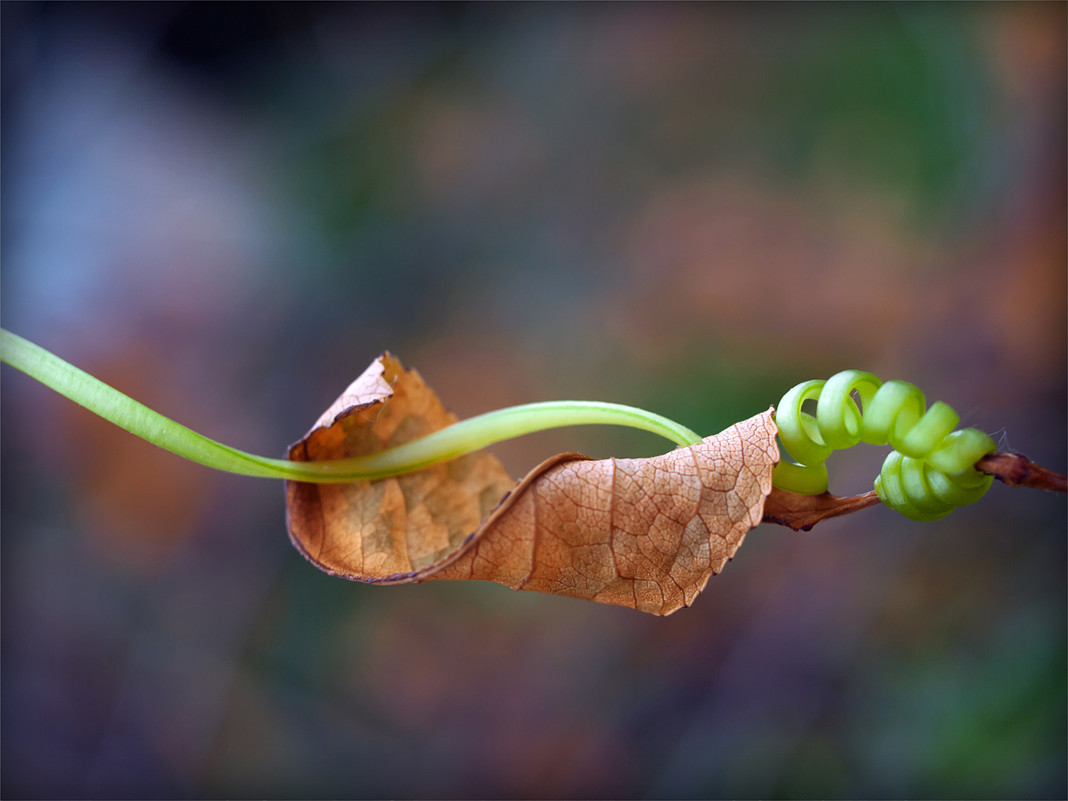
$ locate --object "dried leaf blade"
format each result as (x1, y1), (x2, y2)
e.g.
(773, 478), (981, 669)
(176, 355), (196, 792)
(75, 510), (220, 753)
(285, 354), (779, 615)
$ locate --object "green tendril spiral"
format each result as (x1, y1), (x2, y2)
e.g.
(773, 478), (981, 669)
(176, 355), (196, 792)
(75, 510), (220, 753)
(772, 370), (996, 521)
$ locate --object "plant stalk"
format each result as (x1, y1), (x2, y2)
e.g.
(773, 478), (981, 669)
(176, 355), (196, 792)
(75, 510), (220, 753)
(0, 328), (700, 483)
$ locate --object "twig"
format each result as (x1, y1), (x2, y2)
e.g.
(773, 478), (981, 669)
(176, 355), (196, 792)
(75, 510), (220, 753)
(761, 487), (881, 531)
(763, 452), (1066, 531)
(975, 452), (1068, 493)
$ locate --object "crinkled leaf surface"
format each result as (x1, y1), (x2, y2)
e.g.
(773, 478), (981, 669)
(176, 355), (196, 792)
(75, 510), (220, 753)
(286, 354), (778, 615)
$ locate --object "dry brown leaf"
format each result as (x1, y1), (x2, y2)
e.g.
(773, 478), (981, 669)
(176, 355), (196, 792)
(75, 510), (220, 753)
(286, 353), (778, 615)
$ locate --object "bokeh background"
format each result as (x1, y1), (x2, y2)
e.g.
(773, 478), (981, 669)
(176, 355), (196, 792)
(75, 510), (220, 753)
(2, 3), (1065, 798)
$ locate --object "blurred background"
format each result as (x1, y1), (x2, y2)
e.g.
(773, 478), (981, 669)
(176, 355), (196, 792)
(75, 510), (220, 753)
(2, 3), (1064, 798)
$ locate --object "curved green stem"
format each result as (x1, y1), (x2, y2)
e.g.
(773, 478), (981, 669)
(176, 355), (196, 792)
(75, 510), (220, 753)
(0, 329), (701, 483)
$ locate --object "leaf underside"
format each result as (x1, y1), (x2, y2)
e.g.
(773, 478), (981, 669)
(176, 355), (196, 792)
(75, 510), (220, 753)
(286, 354), (778, 615)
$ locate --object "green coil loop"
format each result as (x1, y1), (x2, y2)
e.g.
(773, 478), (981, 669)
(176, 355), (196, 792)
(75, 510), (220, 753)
(772, 370), (996, 521)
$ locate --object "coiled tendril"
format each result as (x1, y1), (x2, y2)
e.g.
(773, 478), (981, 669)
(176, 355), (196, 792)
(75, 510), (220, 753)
(772, 370), (996, 521)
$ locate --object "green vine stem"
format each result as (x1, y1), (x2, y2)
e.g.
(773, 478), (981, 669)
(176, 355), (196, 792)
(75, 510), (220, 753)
(5, 328), (1063, 525)
(0, 328), (701, 483)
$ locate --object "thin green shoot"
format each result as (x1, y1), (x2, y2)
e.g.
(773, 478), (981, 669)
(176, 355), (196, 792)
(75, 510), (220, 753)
(0, 328), (701, 483)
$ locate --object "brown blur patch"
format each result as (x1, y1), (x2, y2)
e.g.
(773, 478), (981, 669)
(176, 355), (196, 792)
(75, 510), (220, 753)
(60, 346), (210, 571)
(412, 101), (546, 208)
(609, 175), (924, 363)
(977, 1), (1068, 381)
(355, 598), (639, 797)
(984, 2), (1066, 106)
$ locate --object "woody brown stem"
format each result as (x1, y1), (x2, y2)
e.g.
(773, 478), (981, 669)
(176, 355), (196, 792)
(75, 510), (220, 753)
(761, 487), (881, 531)
(975, 452), (1068, 493)
(762, 452), (1066, 531)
